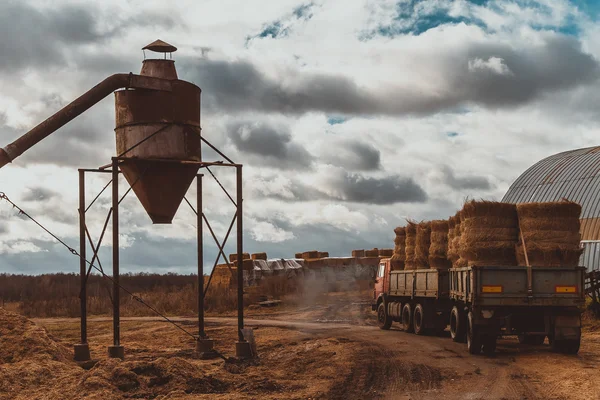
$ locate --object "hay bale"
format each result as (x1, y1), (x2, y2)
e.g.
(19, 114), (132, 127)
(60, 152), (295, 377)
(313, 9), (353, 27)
(405, 222), (417, 270)
(390, 253), (404, 270)
(415, 222), (432, 269)
(352, 249), (365, 257)
(294, 252), (303, 259)
(319, 252), (330, 258)
(302, 250), (320, 259)
(234, 259), (254, 270)
(447, 215), (457, 262)
(229, 253), (251, 262)
(452, 211), (465, 267)
(429, 220), (451, 269)
(251, 252), (267, 260)
(365, 249), (379, 257)
(516, 201), (583, 267)
(379, 248), (394, 257)
(458, 201), (518, 267)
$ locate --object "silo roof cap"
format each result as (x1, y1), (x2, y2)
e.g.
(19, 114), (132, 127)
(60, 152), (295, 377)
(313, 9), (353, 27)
(142, 39), (177, 53)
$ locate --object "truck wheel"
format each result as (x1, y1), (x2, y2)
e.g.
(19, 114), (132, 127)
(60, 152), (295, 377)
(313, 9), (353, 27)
(467, 312), (482, 355)
(413, 304), (426, 335)
(377, 303), (392, 330)
(518, 334), (545, 345)
(552, 338), (581, 354)
(402, 303), (414, 333)
(450, 306), (467, 343)
(482, 335), (497, 356)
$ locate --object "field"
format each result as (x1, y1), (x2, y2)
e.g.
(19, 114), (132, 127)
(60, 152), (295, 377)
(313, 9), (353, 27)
(3, 286), (600, 399)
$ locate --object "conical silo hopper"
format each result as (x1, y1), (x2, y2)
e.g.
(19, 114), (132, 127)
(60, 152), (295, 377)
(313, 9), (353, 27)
(114, 40), (201, 223)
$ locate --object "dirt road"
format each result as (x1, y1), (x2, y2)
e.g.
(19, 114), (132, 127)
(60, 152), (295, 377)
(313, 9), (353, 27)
(37, 314), (600, 399)
(212, 316), (600, 400)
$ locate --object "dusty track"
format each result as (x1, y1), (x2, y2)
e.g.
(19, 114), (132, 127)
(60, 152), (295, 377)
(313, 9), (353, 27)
(36, 315), (600, 399)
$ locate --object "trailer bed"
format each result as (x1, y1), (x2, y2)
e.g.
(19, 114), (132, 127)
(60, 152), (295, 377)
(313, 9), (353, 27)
(389, 269), (449, 299)
(450, 266), (585, 307)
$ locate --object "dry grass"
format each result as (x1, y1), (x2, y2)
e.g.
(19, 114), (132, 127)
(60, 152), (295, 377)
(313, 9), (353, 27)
(429, 220), (450, 269)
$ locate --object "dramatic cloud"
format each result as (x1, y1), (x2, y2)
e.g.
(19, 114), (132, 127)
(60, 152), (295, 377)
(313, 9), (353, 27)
(0, 2), (177, 72)
(327, 172), (428, 204)
(22, 187), (60, 202)
(183, 34), (598, 117)
(227, 121), (313, 169)
(438, 165), (492, 191)
(322, 140), (382, 171)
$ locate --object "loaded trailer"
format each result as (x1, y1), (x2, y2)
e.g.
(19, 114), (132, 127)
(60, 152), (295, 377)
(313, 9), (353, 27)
(372, 258), (585, 355)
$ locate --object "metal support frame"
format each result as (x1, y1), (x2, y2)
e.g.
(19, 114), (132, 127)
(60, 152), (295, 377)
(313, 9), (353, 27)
(76, 151), (247, 360)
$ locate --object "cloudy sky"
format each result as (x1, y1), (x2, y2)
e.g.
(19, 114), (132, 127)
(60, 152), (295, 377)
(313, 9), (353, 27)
(1, 0), (599, 275)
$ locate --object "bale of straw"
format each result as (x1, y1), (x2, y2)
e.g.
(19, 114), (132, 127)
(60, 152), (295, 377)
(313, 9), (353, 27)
(379, 248), (394, 257)
(516, 201), (583, 267)
(450, 212), (464, 265)
(251, 252), (267, 260)
(319, 252), (330, 258)
(365, 249), (379, 257)
(458, 201), (518, 267)
(229, 253), (251, 262)
(517, 201), (582, 219)
(294, 252), (303, 259)
(429, 220), (451, 269)
(447, 216), (457, 262)
(234, 259), (254, 270)
(390, 253), (405, 270)
(302, 250), (320, 259)
(404, 222), (417, 270)
(352, 249), (365, 257)
(415, 222), (432, 269)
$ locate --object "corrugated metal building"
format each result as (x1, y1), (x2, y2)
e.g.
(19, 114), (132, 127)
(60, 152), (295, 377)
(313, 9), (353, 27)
(502, 146), (600, 271)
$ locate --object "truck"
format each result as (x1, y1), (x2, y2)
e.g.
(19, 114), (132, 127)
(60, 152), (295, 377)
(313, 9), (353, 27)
(372, 258), (585, 355)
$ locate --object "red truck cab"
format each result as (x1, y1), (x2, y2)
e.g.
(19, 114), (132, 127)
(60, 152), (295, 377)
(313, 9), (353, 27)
(372, 258), (391, 310)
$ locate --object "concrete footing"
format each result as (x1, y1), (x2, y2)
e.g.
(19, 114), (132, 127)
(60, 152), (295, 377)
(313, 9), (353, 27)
(74, 343), (91, 362)
(235, 341), (253, 359)
(195, 338), (218, 359)
(108, 345), (125, 360)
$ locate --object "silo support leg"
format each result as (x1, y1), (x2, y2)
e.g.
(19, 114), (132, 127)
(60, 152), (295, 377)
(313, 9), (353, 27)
(74, 169), (91, 362)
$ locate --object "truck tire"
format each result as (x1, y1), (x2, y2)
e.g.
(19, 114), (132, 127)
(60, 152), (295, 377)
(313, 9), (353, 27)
(402, 303), (414, 333)
(450, 306), (467, 343)
(518, 334), (545, 345)
(377, 302), (392, 330)
(552, 338), (581, 354)
(413, 304), (426, 335)
(482, 335), (497, 356)
(467, 311), (482, 355)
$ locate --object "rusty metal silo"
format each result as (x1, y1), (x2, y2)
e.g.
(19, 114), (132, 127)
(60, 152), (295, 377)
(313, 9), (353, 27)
(115, 40), (201, 223)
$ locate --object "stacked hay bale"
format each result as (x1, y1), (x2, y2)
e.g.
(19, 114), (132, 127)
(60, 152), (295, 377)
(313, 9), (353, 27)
(294, 252), (303, 258)
(229, 253), (250, 262)
(352, 249), (365, 257)
(251, 252), (267, 260)
(302, 250), (319, 259)
(459, 200), (518, 267)
(319, 252), (330, 258)
(429, 220), (451, 269)
(391, 227), (406, 270)
(379, 248), (394, 257)
(404, 222), (418, 270)
(453, 211), (467, 268)
(415, 222), (432, 269)
(447, 216), (457, 264)
(365, 248), (379, 257)
(516, 201), (583, 267)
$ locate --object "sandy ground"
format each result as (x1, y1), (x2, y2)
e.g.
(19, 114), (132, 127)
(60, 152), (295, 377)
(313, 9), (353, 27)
(3, 291), (600, 399)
